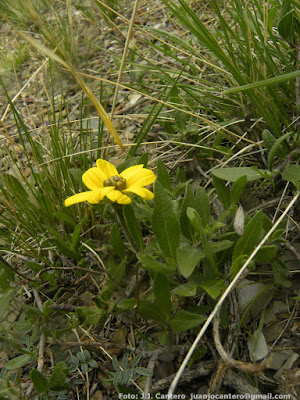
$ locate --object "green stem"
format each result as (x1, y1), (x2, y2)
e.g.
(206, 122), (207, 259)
(112, 204), (140, 324)
(112, 204), (139, 253)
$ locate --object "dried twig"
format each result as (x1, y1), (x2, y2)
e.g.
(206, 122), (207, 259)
(25, 289), (46, 397)
(152, 361), (216, 392)
(144, 355), (157, 396)
(224, 369), (262, 395)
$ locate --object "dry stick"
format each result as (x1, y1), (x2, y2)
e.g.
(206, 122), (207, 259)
(224, 369), (261, 395)
(144, 354), (157, 397)
(25, 289), (46, 397)
(110, 0), (140, 119)
(168, 191), (299, 396)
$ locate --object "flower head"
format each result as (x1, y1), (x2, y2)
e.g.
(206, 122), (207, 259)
(65, 159), (156, 206)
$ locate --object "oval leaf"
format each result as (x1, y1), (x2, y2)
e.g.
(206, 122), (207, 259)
(6, 354), (33, 371)
(170, 310), (206, 332)
(212, 167), (267, 182)
(177, 245), (205, 278)
(30, 369), (49, 394)
(152, 181), (180, 261)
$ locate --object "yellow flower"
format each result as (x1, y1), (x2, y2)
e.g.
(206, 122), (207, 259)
(65, 159), (156, 206)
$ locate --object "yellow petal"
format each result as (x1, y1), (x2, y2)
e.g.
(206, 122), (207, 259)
(96, 159), (118, 178)
(99, 186), (115, 199)
(82, 168), (106, 190)
(121, 165), (156, 187)
(120, 164), (143, 181)
(88, 188), (114, 204)
(106, 189), (131, 204)
(65, 191), (94, 207)
(123, 186), (154, 200)
(117, 194), (132, 204)
(65, 187), (113, 206)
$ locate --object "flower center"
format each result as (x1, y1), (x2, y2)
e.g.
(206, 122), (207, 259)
(103, 175), (127, 191)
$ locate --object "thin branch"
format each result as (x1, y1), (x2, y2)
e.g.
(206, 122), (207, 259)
(110, 0), (140, 119)
(25, 289), (46, 397)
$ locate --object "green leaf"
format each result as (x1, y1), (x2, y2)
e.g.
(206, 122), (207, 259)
(278, 9), (295, 41)
(229, 254), (249, 278)
(152, 181), (180, 261)
(268, 132), (291, 170)
(269, 229), (285, 243)
(180, 184), (196, 240)
(1, 173), (28, 200)
(137, 299), (166, 322)
(200, 279), (226, 299)
(262, 130), (286, 167)
(170, 310), (206, 332)
(13, 321), (32, 333)
(123, 204), (144, 252)
(186, 208), (219, 277)
(71, 219), (85, 250)
(116, 298), (136, 311)
(177, 245), (205, 278)
(212, 174), (230, 208)
(107, 254), (126, 283)
(137, 253), (175, 274)
(135, 367), (153, 376)
(6, 354), (33, 370)
(153, 274), (172, 319)
(0, 257), (15, 282)
(69, 168), (84, 183)
(0, 270), (10, 289)
(30, 369), (49, 394)
(43, 225), (81, 260)
(55, 240), (81, 260)
(212, 167), (267, 182)
(54, 212), (77, 229)
(272, 260), (291, 288)
(195, 187), (211, 226)
(110, 224), (125, 258)
(255, 246), (277, 263)
(175, 110), (189, 131)
(25, 261), (43, 273)
(76, 306), (106, 325)
(233, 211), (263, 261)
(292, 181), (300, 191)
(282, 164), (300, 183)
(262, 129), (276, 152)
(223, 70), (300, 94)
(172, 282), (197, 297)
(89, 359), (99, 368)
(210, 240), (234, 254)
(0, 288), (15, 318)
(157, 159), (171, 191)
(137, 153), (149, 167)
(131, 354), (143, 368)
(49, 361), (68, 390)
(230, 175), (247, 205)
